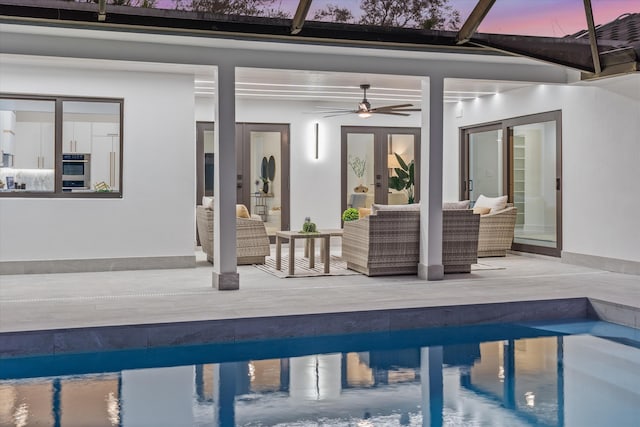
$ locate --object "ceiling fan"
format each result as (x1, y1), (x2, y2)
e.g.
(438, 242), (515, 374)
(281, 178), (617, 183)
(317, 84), (420, 118)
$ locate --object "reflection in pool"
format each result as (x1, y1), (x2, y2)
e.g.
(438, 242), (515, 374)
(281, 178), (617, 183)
(1, 320), (639, 426)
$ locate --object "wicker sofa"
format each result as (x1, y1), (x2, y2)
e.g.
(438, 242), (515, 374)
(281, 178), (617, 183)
(342, 205), (480, 276)
(477, 204), (517, 257)
(196, 205), (270, 265)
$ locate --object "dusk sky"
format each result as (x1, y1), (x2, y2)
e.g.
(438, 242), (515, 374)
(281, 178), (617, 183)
(155, 0), (637, 37)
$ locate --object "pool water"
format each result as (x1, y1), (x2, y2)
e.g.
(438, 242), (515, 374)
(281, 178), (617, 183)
(1, 320), (639, 426)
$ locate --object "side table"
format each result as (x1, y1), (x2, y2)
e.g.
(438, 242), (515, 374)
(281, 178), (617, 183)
(275, 231), (331, 276)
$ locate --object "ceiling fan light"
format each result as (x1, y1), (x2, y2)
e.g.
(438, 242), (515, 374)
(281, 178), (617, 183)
(358, 112), (372, 118)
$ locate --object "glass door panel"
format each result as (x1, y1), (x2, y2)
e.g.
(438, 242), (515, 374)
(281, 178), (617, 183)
(388, 133), (416, 205)
(510, 121), (557, 248)
(203, 128), (214, 197)
(345, 132), (375, 209)
(250, 131), (281, 235)
(468, 129), (503, 205)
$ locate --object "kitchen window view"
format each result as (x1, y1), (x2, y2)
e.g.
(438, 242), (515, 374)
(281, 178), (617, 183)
(0, 95), (122, 197)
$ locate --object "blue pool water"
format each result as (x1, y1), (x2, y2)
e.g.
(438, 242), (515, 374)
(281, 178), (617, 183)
(1, 320), (639, 426)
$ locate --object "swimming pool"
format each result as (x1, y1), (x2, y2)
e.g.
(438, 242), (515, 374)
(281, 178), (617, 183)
(1, 320), (639, 426)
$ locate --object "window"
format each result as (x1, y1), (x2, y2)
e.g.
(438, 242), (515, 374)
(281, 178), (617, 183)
(0, 95), (123, 197)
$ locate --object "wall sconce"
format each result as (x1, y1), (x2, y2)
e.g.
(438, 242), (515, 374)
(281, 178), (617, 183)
(314, 122), (319, 159)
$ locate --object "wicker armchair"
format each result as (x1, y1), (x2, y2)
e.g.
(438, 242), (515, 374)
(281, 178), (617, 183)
(196, 205), (270, 265)
(477, 204), (517, 257)
(343, 210), (421, 276)
(442, 209), (480, 273)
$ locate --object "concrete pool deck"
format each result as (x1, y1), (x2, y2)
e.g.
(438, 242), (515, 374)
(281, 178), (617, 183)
(1, 250), (639, 357)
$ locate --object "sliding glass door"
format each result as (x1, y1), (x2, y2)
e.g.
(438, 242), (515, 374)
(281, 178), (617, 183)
(462, 124), (504, 205)
(461, 111), (562, 256)
(509, 119), (559, 251)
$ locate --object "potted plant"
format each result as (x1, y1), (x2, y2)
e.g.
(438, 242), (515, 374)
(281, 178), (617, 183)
(342, 208), (359, 222)
(388, 152), (415, 204)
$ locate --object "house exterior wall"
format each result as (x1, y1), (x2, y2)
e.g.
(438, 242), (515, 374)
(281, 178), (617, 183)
(3, 22), (636, 274)
(0, 63), (196, 265)
(443, 75), (640, 266)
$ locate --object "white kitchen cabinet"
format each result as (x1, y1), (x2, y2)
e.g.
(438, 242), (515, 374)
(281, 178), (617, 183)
(0, 110), (16, 156)
(91, 125), (120, 191)
(13, 122), (54, 169)
(63, 121), (92, 153)
(92, 122), (120, 190)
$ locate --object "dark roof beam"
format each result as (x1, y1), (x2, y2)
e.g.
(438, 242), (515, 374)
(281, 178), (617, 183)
(456, 0), (496, 45)
(583, 0), (602, 74)
(291, 0), (313, 35)
(98, 0), (106, 22)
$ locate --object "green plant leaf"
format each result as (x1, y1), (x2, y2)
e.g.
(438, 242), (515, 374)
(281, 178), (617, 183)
(388, 176), (402, 191)
(396, 168), (409, 182)
(394, 152), (408, 170)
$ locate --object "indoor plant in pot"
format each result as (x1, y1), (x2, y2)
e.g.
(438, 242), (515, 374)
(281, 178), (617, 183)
(388, 152), (415, 204)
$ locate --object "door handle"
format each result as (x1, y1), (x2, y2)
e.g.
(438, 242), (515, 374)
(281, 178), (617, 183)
(556, 177), (561, 191)
(469, 180), (474, 191)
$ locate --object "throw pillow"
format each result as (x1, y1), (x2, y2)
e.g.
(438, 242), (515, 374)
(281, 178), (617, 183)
(371, 203), (420, 214)
(473, 206), (491, 215)
(358, 207), (371, 218)
(443, 200), (470, 209)
(202, 196), (214, 210)
(474, 194), (507, 213)
(236, 204), (251, 218)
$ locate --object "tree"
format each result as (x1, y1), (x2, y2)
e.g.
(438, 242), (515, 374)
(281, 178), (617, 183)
(313, 4), (354, 24)
(190, 0), (289, 17)
(314, 0), (460, 30)
(72, 0), (157, 7)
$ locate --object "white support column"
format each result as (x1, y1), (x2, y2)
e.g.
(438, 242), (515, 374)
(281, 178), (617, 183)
(213, 64), (239, 290)
(418, 77), (445, 280)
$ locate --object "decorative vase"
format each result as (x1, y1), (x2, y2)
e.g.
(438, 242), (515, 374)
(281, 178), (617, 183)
(354, 183), (368, 193)
(263, 181), (269, 194)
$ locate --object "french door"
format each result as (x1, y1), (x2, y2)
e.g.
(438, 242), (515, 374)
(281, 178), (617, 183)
(341, 126), (420, 214)
(196, 121), (215, 204)
(236, 123), (290, 237)
(461, 111), (562, 256)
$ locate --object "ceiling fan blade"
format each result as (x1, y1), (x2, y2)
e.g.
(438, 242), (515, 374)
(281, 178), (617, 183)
(314, 106), (355, 111)
(372, 111), (411, 116)
(371, 103), (414, 111)
(323, 112), (357, 118)
(387, 108), (421, 112)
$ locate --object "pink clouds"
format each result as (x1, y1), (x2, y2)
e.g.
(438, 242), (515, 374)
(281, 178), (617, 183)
(475, 0), (636, 37)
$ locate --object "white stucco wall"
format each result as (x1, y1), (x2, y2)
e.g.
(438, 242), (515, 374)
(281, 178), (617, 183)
(443, 74), (640, 263)
(0, 62), (195, 262)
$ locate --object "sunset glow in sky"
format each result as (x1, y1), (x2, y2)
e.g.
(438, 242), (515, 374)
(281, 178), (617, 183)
(154, 0), (638, 37)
